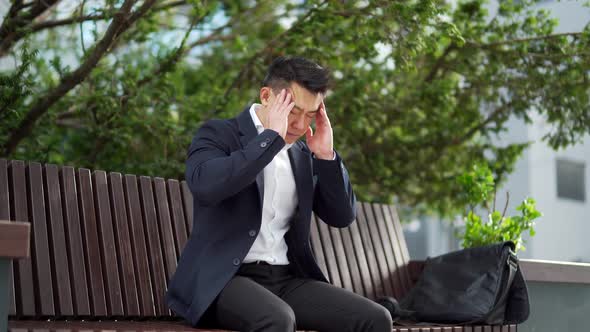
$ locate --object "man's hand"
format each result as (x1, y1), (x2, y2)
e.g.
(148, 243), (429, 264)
(306, 101), (334, 160)
(267, 89), (295, 140)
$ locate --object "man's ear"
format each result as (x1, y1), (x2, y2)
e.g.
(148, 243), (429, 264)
(260, 87), (272, 106)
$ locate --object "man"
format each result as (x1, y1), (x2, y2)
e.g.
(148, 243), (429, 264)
(166, 56), (393, 332)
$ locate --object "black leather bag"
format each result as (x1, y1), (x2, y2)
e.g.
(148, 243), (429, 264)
(393, 241), (530, 325)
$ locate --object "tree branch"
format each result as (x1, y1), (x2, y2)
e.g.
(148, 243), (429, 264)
(1, 0), (160, 156)
(0, 0), (60, 56)
(465, 32), (584, 49)
(424, 43), (456, 83)
(0, 0), (187, 57)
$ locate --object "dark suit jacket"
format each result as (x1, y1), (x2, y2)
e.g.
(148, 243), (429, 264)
(166, 105), (357, 327)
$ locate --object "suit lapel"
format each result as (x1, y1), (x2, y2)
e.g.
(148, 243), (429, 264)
(237, 104), (265, 206)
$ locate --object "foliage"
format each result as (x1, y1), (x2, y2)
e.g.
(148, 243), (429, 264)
(0, 0), (589, 220)
(457, 163), (542, 252)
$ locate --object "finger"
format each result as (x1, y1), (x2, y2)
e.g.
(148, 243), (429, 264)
(319, 102), (331, 125)
(277, 89), (286, 105)
(284, 101), (295, 116)
(306, 126), (313, 141)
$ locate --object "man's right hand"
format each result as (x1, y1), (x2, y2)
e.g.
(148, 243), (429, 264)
(266, 89), (294, 140)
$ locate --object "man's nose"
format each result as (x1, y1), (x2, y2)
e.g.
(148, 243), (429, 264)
(291, 115), (306, 131)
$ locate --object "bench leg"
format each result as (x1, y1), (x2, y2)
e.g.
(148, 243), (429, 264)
(0, 259), (9, 332)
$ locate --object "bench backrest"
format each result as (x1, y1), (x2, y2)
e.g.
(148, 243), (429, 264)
(1, 159), (413, 320)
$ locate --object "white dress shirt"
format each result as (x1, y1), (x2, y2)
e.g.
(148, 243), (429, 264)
(243, 103), (297, 265)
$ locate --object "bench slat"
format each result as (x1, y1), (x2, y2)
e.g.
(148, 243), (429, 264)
(309, 216), (329, 278)
(346, 212), (375, 299)
(139, 176), (168, 316)
(61, 166), (91, 316)
(371, 203), (405, 299)
(28, 162), (56, 316)
(380, 204), (412, 295)
(10, 161), (36, 316)
(45, 164), (74, 316)
(354, 201), (385, 298)
(124, 175), (156, 317)
(328, 220), (354, 291)
(167, 180), (189, 257)
(0, 159), (17, 316)
(93, 170), (124, 316)
(315, 216), (342, 288)
(109, 172), (140, 316)
(77, 168), (108, 316)
(361, 202), (395, 297)
(338, 225), (365, 296)
(154, 177), (178, 284)
(180, 181), (193, 234)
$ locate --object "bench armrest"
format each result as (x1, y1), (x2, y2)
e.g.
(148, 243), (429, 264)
(0, 220), (30, 259)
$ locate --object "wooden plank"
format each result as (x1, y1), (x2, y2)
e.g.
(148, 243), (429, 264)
(361, 202), (394, 296)
(9, 160), (36, 316)
(309, 216), (329, 279)
(139, 176), (168, 316)
(388, 205), (411, 264)
(346, 214), (375, 298)
(109, 172), (140, 316)
(154, 177), (177, 282)
(28, 162), (55, 316)
(315, 215), (342, 288)
(370, 203), (404, 299)
(124, 175), (155, 317)
(0, 159), (17, 317)
(354, 201), (385, 298)
(380, 204), (413, 293)
(327, 221), (353, 291)
(44, 164), (74, 316)
(77, 168), (107, 316)
(180, 181), (193, 234)
(338, 226), (364, 295)
(93, 170), (124, 316)
(0, 221), (30, 258)
(167, 180), (188, 257)
(60, 166), (91, 316)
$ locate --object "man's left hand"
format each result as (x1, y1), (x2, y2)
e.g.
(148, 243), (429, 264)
(306, 101), (334, 160)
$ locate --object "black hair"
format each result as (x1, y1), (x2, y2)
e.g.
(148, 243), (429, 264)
(262, 56), (330, 95)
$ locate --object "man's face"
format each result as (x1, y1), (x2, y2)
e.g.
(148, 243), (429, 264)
(266, 82), (323, 144)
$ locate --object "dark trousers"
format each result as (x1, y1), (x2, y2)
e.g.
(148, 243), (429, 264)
(199, 262), (392, 332)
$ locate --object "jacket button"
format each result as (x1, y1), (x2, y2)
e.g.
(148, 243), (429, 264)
(249, 230), (257, 237)
(232, 258), (240, 266)
(260, 142), (267, 148)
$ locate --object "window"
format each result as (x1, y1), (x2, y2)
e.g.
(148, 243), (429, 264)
(556, 158), (586, 202)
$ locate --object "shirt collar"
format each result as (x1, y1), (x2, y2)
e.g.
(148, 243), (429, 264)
(249, 103), (293, 150)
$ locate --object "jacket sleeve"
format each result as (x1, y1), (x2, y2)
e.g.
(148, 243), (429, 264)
(312, 151), (357, 228)
(185, 120), (285, 206)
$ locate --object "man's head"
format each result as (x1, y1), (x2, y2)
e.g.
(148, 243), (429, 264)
(258, 56), (330, 144)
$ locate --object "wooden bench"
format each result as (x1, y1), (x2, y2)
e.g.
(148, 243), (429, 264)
(1, 158), (517, 332)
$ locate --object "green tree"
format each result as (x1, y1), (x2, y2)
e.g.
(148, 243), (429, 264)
(0, 0), (589, 220)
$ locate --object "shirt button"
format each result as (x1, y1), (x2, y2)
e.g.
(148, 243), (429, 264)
(260, 142), (267, 148)
(232, 258), (240, 266)
(248, 230), (257, 237)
